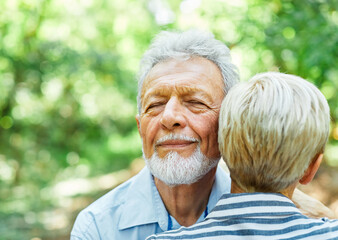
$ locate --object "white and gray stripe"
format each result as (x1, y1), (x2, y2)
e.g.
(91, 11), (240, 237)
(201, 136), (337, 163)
(146, 193), (338, 240)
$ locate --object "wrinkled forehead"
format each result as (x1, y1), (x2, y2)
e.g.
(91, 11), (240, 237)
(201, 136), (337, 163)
(141, 57), (225, 99)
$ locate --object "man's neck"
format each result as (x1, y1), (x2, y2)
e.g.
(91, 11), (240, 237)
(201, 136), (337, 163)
(154, 167), (217, 227)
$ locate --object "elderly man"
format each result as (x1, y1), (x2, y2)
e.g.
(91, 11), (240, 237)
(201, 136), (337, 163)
(147, 72), (338, 239)
(71, 30), (237, 240)
(71, 31), (332, 240)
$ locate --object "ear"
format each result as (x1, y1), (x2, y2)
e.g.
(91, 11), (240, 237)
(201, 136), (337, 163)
(299, 153), (323, 185)
(135, 114), (141, 136)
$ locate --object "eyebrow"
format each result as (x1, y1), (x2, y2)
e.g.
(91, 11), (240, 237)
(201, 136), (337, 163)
(142, 85), (214, 105)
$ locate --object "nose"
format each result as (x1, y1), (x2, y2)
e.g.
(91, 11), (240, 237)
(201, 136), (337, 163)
(160, 97), (186, 130)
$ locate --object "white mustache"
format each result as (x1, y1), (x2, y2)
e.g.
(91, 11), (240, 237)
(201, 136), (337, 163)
(156, 133), (200, 145)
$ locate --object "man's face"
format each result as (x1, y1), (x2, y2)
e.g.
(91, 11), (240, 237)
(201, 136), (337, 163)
(136, 57), (225, 162)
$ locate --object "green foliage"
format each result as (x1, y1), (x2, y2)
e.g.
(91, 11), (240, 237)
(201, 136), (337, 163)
(0, 0), (337, 239)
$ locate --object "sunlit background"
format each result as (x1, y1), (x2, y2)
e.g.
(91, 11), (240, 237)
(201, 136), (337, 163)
(0, 0), (337, 239)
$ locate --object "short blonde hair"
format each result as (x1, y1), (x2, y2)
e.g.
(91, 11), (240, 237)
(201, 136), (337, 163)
(218, 72), (330, 192)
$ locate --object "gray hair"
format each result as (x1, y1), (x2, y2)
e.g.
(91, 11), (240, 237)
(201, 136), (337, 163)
(218, 72), (330, 192)
(137, 29), (239, 113)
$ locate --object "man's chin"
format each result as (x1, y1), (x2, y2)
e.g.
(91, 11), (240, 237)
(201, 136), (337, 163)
(144, 148), (219, 186)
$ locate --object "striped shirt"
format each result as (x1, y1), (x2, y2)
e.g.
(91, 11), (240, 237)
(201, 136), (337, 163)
(146, 192), (338, 240)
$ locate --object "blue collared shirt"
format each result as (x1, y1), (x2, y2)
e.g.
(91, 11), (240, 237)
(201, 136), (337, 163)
(71, 166), (231, 240)
(147, 192), (338, 240)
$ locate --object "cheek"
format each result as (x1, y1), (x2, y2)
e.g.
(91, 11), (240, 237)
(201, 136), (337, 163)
(207, 123), (220, 151)
(140, 116), (160, 149)
(194, 113), (220, 154)
(205, 125), (221, 159)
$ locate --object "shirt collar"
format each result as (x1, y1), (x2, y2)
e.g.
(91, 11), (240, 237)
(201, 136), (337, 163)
(118, 166), (231, 231)
(207, 166), (231, 213)
(206, 192), (302, 220)
(118, 167), (158, 230)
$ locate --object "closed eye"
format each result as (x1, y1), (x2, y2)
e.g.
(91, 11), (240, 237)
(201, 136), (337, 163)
(187, 100), (205, 105)
(145, 102), (166, 112)
(186, 100), (211, 110)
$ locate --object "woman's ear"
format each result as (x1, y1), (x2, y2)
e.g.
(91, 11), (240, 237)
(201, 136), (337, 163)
(299, 153), (323, 185)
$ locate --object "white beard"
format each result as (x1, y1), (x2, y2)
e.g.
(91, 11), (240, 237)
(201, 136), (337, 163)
(143, 134), (219, 186)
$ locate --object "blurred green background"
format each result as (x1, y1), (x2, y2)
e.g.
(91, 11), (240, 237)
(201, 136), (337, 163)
(0, 0), (337, 239)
